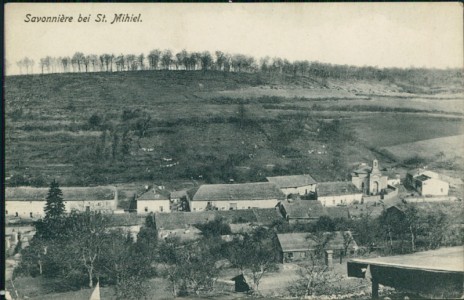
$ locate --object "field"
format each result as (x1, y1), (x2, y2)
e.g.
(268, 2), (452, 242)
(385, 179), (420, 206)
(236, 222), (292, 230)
(5, 71), (464, 195)
(381, 134), (464, 161)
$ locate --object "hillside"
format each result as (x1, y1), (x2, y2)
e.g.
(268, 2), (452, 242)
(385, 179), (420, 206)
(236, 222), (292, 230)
(4, 70), (464, 193)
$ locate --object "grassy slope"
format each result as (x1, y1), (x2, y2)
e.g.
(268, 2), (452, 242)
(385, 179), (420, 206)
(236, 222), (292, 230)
(5, 71), (464, 191)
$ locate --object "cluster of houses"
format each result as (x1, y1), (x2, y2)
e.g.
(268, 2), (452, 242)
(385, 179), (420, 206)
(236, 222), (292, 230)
(5, 159), (456, 264)
(5, 159), (452, 220)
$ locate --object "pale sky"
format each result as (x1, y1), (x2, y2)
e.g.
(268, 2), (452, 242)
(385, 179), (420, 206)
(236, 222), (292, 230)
(4, 3), (463, 75)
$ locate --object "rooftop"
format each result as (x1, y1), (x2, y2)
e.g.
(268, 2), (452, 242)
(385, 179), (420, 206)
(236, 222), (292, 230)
(350, 246), (463, 273)
(277, 231), (356, 252)
(252, 208), (284, 225)
(138, 188), (170, 201)
(352, 165), (372, 174)
(192, 182), (285, 202)
(280, 200), (325, 219)
(317, 181), (361, 197)
(5, 186), (117, 201)
(266, 175), (317, 188)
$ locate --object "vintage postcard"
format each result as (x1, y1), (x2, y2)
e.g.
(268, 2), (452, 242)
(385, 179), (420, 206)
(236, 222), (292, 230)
(3, 3), (463, 299)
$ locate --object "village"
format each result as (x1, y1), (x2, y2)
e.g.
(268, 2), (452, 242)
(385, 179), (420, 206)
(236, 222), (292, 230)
(5, 159), (463, 299)
(4, 3), (464, 299)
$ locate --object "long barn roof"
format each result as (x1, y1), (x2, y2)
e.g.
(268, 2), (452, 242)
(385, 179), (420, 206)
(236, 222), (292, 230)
(266, 175), (317, 188)
(5, 186), (117, 201)
(192, 182), (285, 202)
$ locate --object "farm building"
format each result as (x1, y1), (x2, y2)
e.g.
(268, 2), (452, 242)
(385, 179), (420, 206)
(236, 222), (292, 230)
(351, 159), (388, 195)
(189, 182), (285, 212)
(5, 186), (118, 218)
(317, 181), (362, 207)
(277, 199), (350, 224)
(137, 188), (171, 214)
(266, 174), (317, 196)
(276, 231), (357, 263)
(405, 169), (449, 196)
(278, 200), (326, 223)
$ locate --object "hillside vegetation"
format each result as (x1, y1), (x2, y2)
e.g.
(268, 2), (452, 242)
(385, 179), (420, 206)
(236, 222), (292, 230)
(5, 70), (464, 189)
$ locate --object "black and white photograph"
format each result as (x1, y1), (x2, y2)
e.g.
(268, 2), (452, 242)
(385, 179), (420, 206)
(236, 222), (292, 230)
(3, 3), (464, 299)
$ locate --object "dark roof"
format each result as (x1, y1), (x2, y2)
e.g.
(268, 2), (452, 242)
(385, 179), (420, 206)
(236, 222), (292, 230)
(192, 182), (285, 202)
(266, 175), (317, 188)
(138, 189), (170, 201)
(5, 186), (117, 201)
(252, 208), (284, 225)
(155, 210), (258, 230)
(352, 165), (372, 174)
(317, 182), (361, 197)
(277, 231), (357, 252)
(407, 169), (422, 176)
(415, 174), (431, 182)
(280, 200), (326, 219)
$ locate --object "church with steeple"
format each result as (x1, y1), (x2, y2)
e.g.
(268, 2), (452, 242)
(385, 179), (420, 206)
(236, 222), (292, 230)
(351, 159), (388, 195)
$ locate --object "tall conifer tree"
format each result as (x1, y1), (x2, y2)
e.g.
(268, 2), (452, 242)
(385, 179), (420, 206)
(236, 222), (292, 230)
(44, 179), (65, 219)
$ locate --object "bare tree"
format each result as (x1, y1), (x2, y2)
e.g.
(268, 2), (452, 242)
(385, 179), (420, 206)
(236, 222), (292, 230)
(200, 51), (213, 71)
(138, 53), (145, 70)
(147, 49), (161, 70)
(72, 52), (85, 72)
(161, 49), (173, 70)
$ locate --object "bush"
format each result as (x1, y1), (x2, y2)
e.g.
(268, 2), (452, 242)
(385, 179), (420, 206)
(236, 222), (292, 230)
(88, 114), (103, 129)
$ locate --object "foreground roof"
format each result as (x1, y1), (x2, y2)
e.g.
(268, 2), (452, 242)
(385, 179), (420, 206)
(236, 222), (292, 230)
(192, 182), (285, 202)
(5, 186), (117, 201)
(349, 246), (463, 274)
(266, 175), (317, 188)
(317, 181), (361, 197)
(277, 231), (356, 252)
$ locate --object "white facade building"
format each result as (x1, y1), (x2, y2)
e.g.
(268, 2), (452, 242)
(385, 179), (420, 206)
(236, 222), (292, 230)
(317, 182), (363, 207)
(137, 189), (171, 214)
(406, 170), (450, 196)
(189, 182), (285, 212)
(5, 186), (118, 218)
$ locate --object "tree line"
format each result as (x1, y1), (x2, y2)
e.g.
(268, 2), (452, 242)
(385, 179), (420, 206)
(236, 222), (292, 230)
(15, 49), (462, 86)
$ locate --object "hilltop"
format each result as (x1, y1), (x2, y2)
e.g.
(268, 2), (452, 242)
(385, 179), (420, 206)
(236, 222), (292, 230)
(5, 70), (464, 195)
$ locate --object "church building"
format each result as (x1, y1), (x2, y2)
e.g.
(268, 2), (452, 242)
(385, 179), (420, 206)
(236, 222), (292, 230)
(351, 159), (388, 195)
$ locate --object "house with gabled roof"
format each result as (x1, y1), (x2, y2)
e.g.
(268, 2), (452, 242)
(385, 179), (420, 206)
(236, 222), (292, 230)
(189, 182), (285, 212)
(276, 231), (357, 263)
(278, 199), (326, 223)
(266, 174), (317, 196)
(405, 169), (449, 196)
(137, 188), (171, 214)
(5, 186), (118, 219)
